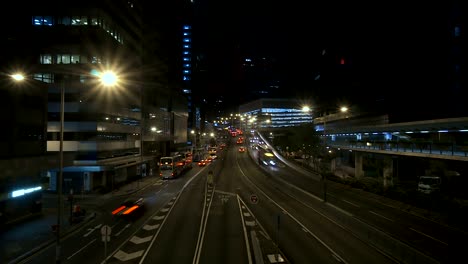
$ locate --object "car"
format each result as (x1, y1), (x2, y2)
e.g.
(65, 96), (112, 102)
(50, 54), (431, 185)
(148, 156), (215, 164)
(238, 146), (246, 152)
(198, 159), (207, 166)
(112, 198), (145, 219)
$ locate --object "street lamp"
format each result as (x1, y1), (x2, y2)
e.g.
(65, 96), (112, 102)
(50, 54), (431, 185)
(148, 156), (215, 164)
(68, 71), (118, 263)
(10, 73), (25, 81)
(191, 130), (197, 151)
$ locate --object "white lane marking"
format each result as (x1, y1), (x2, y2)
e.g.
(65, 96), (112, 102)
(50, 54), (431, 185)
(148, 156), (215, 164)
(83, 224), (102, 237)
(342, 199), (360, 208)
(369, 211), (394, 222)
(114, 250), (144, 261)
(409, 227), (448, 246)
(243, 212), (251, 217)
(143, 223), (160, 231)
(215, 189), (237, 196)
(153, 215), (165, 220)
(139, 171), (203, 264)
(267, 254), (285, 263)
(237, 166), (349, 264)
(327, 203), (353, 217)
(331, 253), (342, 262)
(245, 221), (256, 226)
(238, 196), (253, 264)
(130, 235), (153, 244)
(193, 185), (216, 264)
(67, 238), (96, 260)
(115, 224), (131, 236)
(160, 207), (169, 213)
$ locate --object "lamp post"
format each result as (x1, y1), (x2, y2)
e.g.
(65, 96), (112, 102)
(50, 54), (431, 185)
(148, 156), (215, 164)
(56, 76), (65, 264)
(191, 130), (197, 153)
(63, 70), (119, 263)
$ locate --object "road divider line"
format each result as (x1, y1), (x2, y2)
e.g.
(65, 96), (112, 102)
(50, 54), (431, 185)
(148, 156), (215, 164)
(237, 166), (348, 264)
(409, 227), (448, 246)
(67, 238), (96, 260)
(369, 211), (394, 222)
(238, 195), (253, 264)
(342, 199), (360, 208)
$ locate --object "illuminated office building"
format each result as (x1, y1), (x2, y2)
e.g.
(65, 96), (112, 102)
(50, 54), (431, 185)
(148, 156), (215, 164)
(239, 98), (313, 129)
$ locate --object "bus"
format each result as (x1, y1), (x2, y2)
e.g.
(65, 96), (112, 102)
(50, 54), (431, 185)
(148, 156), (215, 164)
(159, 155), (185, 179)
(208, 146), (217, 155)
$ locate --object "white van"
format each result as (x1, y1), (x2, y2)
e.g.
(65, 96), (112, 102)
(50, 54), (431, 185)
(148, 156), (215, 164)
(417, 176), (441, 194)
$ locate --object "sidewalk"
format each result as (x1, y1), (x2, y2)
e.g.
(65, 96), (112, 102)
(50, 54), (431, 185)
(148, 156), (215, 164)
(3, 175), (161, 264)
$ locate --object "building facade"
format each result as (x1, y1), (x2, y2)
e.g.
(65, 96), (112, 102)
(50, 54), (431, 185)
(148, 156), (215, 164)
(1, 0), (188, 195)
(239, 98), (313, 130)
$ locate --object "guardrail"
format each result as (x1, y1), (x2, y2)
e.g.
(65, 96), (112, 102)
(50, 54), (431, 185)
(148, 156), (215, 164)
(329, 140), (468, 158)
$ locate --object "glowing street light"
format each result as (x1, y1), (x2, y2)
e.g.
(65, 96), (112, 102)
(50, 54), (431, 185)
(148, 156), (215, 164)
(60, 70), (119, 263)
(100, 71), (119, 86)
(11, 73), (25, 81)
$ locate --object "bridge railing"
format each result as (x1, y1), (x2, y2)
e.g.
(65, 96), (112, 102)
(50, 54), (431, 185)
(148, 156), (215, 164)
(329, 140), (468, 157)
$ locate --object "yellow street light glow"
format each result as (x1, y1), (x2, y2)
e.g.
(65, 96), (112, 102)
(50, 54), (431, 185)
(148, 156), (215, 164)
(340, 106), (348, 112)
(302, 106), (310, 112)
(100, 71), (119, 86)
(11, 73), (25, 81)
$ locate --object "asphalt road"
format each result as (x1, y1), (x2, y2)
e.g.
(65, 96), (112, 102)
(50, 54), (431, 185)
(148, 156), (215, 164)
(6, 133), (461, 264)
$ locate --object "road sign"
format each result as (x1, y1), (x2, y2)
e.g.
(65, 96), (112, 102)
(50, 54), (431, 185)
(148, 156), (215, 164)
(101, 225), (112, 262)
(250, 194), (258, 204)
(101, 225), (112, 236)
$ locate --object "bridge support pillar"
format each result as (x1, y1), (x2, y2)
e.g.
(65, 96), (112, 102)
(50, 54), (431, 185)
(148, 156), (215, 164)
(355, 152), (364, 179)
(330, 158), (336, 172)
(383, 157), (394, 189)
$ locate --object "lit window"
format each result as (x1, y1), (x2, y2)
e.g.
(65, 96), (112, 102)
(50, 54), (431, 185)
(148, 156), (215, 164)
(183, 51), (190, 55)
(183, 38), (191, 43)
(183, 70), (191, 74)
(184, 64), (190, 68)
(70, 55), (80, 63)
(184, 44), (190, 49)
(91, 56), (101, 64)
(91, 18), (99, 25)
(34, 73), (54, 83)
(40, 54), (52, 64)
(454, 26), (461, 37)
(183, 25), (191, 30)
(71, 16), (81, 25)
(57, 55), (71, 64)
(32, 16), (53, 26)
(183, 57), (191, 61)
(183, 76), (191, 81)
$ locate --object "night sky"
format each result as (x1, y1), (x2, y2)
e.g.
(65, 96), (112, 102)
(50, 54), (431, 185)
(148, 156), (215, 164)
(198, 0), (464, 119)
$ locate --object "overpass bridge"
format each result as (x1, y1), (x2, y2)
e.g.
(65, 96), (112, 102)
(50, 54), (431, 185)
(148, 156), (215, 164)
(257, 116), (468, 188)
(323, 116), (468, 162)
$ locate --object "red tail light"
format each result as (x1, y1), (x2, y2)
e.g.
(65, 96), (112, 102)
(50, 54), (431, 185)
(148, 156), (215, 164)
(112, 205), (126, 215)
(123, 205), (139, 215)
